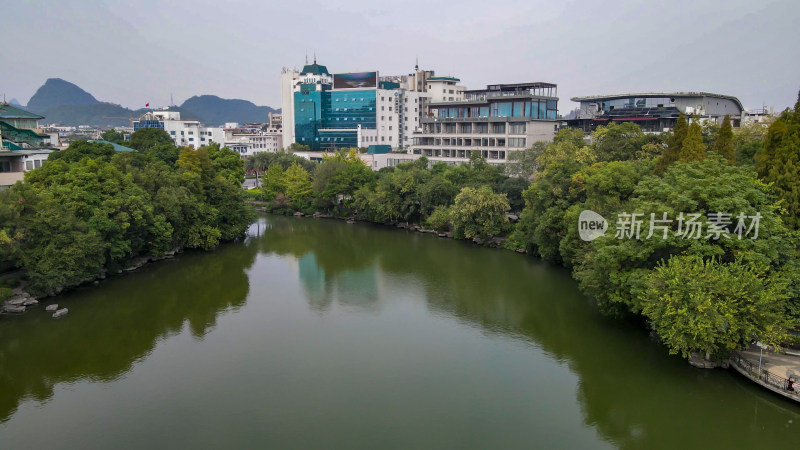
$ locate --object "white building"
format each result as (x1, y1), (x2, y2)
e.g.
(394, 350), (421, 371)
(133, 110), (225, 149)
(223, 126), (283, 157)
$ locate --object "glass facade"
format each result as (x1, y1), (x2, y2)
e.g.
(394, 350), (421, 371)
(601, 97), (672, 112)
(434, 100), (556, 120)
(132, 120), (164, 132)
(294, 90), (377, 150)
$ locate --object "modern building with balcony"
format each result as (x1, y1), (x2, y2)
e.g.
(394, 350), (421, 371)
(566, 92), (744, 133)
(409, 82), (559, 165)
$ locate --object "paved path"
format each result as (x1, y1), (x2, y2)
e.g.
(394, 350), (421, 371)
(739, 344), (800, 381)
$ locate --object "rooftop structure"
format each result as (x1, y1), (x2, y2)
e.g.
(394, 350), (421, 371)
(567, 91), (745, 132)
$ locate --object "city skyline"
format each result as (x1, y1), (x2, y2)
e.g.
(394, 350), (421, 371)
(2, 0), (798, 112)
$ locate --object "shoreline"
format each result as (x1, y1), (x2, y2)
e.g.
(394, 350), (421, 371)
(1, 247), (184, 316)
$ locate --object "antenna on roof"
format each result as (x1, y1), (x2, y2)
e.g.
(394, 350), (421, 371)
(415, 56), (419, 71)
(305, 50), (308, 65)
(313, 50), (317, 64)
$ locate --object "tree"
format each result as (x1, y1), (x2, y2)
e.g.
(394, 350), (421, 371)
(283, 162), (313, 210)
(755, 97), (800, 229)
(642, 255), (791, 359)
(145, 143), (180, 166)
(449, 186), (510, 240)
(129, 128), (174, 152)
(262, 164), (286, 200)
(49, 140), (115, 163)
(573, 156), (795, 316)
(505, 141), (547, 178)
(734, 122), (768, 166)
(655, 113), (688, 174)
(711, 115), (735, 163)
(176, 147), (214, 193)
(592, 122), (647, 162)
(289, 143), (311, 153)
(313, 150), (375, 213)
(101, 129), (124, 143)
(495, 176), (530, 212)
(206, 143), (245, 185)
(679, 122), (706, 162)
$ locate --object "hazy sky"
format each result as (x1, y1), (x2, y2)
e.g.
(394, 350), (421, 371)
(2, 0), (798, 111)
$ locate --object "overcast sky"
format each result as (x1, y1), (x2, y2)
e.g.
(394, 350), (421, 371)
(2, 0), (798, 112)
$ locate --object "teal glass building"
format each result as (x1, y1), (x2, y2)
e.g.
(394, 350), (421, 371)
(295, 89), (378, 150)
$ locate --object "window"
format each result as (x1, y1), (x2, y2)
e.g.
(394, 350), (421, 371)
(382, 106), (384, 111)
(449, 89), (454, 94)
(0, 161), (11, 172)
(170, 131), (175, 135)
(34, 159), (42, 168)
(509, 137), (526, 147)
(25, 160), (33, 170)
(509, 123), (526, 134)
(492, 123), (506, 134)
(389, 126), (392, 130)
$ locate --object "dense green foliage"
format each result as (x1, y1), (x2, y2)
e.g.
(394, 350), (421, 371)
(712, 115), (735, 163)
(248, 150), (513, 239)
(643, 255), (791, 358)
(510, 108), (799, 360)
(755, 97), (800, 230)
(0, 132), (253, 295)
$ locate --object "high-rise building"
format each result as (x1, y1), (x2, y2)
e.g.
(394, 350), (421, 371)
(280, 60), (428, 152)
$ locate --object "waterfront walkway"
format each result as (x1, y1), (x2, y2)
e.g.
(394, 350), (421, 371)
(730, 344), (800, 403)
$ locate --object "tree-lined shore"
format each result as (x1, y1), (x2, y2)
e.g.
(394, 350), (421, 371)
(1, 129), (253, 298)
(247, 95), (800, 362)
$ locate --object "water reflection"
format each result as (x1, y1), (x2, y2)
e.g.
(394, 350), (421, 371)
(258, 216), (800, 448)
(0, 232), (258, 422)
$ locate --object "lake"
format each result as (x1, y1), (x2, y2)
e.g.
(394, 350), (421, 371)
(0, 215), (797, 449)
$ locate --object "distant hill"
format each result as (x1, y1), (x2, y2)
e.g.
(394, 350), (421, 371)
(41, 103), (200, 128)
(27, 78), (99, 113)
(8, 98), (22, 107)
(21, 78), (277, 127)
(180, 95), (277, 126)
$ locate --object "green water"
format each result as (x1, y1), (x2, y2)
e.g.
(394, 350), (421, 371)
(0, 215), (798, 449)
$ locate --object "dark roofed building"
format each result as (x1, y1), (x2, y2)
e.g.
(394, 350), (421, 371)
(566, 92), (744, 133)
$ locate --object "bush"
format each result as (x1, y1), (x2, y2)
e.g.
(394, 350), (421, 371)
(0, 287), (13, 301)
(424, 206), (451, 232)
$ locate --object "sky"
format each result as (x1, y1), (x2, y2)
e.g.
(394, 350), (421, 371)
(2, 0), (798, 112)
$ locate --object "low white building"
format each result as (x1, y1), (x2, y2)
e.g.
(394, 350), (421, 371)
(223, 126), (283, 157)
